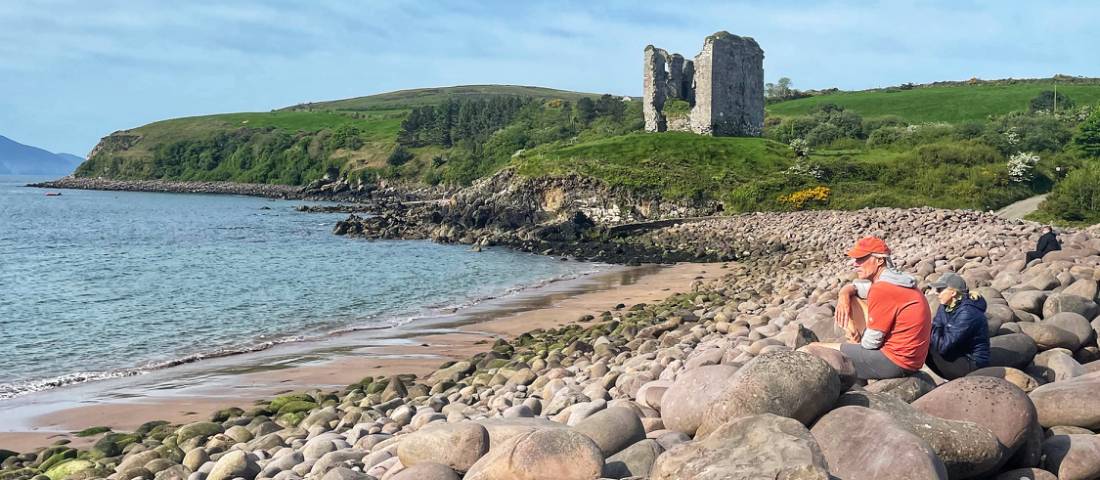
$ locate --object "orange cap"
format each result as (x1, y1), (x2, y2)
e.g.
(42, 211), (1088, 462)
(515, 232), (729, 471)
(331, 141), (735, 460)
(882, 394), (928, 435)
(847, 236), (890, 258)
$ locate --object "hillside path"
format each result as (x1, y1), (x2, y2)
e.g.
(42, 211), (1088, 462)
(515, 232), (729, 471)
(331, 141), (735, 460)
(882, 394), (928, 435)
(995, 194), (1048, 220)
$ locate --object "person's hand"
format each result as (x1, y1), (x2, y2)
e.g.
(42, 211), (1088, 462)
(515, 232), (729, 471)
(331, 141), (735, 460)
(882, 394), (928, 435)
(847, 329), (863, 344)
(835, 286), (854, 328)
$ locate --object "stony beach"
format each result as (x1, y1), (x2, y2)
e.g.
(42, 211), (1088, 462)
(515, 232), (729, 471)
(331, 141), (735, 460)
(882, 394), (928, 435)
(5, 206), (1100, 480)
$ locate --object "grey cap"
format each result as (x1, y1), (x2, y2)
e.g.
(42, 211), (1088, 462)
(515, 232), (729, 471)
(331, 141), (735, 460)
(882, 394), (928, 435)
(931, 272), (968, 292)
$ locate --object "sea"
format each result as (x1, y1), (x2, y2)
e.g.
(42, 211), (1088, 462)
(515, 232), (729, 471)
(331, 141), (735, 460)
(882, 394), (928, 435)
(0, 176), (604, 400)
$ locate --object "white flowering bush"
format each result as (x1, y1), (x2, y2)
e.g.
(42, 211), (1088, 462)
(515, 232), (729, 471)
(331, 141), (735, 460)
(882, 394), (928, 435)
(789, 138), (811, 157)
(1008, 151), (1040, 183)
(1003, 127), (1021, 147)
(786, 160), (824, 180)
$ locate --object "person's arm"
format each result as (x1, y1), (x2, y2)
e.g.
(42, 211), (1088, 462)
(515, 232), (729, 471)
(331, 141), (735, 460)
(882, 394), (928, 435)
(931, 309), (977, 355)
(1036, 234), (1051, 253)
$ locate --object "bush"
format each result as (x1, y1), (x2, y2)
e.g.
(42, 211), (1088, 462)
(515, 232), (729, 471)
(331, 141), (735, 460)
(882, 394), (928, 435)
(1029, 90), (1076, 113)
(867, 126), (905, 147)
(805, 123), (844, 147)
(779, 186), (830, 210)
(982, 112), (1073, 154)
(1039, 162), (1100, 222)
(387, 146), (414, 166)
(862, 115), (907, 137)
(1073, 108), (1100, 158)
(916, 141), (1002, 167)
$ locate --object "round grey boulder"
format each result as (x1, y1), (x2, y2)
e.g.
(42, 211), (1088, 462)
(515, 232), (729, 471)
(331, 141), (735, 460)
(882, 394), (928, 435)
(1029, 370), (1100, 429)
(389, 462), (460, 480)
(396, 421), (488, 473)
(1045, 312), (1095, 349)
(1041, 434), (1100, 480)
(811, 406), (947, 480)
(1019, 322), (1079, 351)
(650, 414), (829, 480)
(573, 407), (645, 457)
(696, 351), (841, 438)
(658, 365), (738, 436)
(1042, 293), (1099, 321)
(463, 428), (603, 480)
(968, 367), (1041, 393)
(989, 333), (1039, 368)
(206, 451), (260, 480)
(912, 376), (1037, 456)
(602, 439), (663, 480)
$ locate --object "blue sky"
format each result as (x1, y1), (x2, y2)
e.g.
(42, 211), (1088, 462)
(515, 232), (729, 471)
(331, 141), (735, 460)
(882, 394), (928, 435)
(2, 0), (1098, 155)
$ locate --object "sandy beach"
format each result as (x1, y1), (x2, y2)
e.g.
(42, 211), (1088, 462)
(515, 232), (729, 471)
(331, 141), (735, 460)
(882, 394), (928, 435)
(0, 261), (725, 452)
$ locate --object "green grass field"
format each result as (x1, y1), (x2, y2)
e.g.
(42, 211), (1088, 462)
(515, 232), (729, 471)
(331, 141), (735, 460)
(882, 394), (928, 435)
(515, 132), (794, 201)
(767, 82), (1100, 123)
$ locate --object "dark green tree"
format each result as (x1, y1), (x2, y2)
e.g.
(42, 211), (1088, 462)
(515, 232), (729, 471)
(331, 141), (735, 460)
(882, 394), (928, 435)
(1029, 90), (1075, 113)
(1073, 108), (1100, 157)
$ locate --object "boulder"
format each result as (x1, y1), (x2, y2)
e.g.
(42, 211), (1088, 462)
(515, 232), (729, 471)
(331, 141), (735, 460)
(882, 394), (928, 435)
(1062, 278), (1099, 301)
(1041, 434), (1100, 480)
(968, 367), (1041, 393)
(987, 303), (1016, 332)
(912, 376), (1038, 457)
(989, 333), (1039, 368)
(634, 380), (672, 411)
(695, 351), (841, 437)
(602, 439), (663, 479)
(388, 462), (460, 480)
(1029, 349), (1085, 383)
(1009, 291), (1048, 315)
(1042, 294), (1099, 322)
(463, 429), (603, 480)
(837, 390), (1002, 478)
(864, 371), (937, 403)
(206, 451), (260, 480)
(650, 414), (829, 480)
(573, 407), (645, 457)
(473, 418), (567, 448)
(396, 422), (489, 473)
(658, 365), (738, 436)
(1019, 322), (1078, 351)
(797, 344), (857, 390)
(811, 406), (947, 480)
(1029, 370), (1100, 429)
(1045, 312), (1095, 349)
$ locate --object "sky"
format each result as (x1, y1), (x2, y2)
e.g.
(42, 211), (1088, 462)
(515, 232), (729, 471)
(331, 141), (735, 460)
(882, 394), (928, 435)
(2, 0), (1098, 155)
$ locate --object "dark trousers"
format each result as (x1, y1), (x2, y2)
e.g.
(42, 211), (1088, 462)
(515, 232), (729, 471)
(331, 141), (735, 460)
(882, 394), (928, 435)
(1026, 251), (1045, 263)
(927, 351), (977, 380)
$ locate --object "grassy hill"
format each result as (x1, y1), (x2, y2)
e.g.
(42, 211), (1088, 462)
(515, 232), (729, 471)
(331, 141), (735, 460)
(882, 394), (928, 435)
(282, 85), (612, 111)
(72, 79), (1100, 220)
(767, 80), (1100, 123)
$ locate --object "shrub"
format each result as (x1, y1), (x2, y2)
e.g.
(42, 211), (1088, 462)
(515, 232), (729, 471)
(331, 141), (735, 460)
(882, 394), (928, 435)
(1039, 162), (1100, 222)
(386, 146), (414, 166)
(867, 126), (904, 147)
(1029, 90), (1075, 113)
(779, 186), (830, 210)
(805, 123), (843, 147)
(862, 115), (908, 137)
(1073, 108), (1100, 158)
(1007, 151), (1040, 182)
(915, 141), (1002, 167)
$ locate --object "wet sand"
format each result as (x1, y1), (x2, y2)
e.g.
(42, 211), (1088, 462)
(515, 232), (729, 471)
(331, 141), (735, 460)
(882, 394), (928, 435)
(0, 262), (725, 452)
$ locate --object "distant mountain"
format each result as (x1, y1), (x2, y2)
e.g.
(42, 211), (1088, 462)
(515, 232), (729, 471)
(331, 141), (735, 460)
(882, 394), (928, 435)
(0, 135), (83, 175)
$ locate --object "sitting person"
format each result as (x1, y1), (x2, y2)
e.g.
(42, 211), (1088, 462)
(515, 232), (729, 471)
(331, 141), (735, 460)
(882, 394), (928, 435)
(926, 272), (990, 379)
(1026, 225), (1060, 263)
(813, 237), (932, 380)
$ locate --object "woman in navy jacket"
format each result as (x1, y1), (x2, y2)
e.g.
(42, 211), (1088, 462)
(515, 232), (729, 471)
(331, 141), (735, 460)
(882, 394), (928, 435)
(927, 272), (990, 379)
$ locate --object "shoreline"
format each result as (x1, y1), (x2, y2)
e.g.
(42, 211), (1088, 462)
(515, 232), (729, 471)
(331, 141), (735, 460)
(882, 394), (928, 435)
(0, 261), (725, 452)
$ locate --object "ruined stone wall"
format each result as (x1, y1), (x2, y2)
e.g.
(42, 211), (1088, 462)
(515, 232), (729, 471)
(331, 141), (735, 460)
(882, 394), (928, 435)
(691, 32), (765, 136)
(643, 31), (763, 137)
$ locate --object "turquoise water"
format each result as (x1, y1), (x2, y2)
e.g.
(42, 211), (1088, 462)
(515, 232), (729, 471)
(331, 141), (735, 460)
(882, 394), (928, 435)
(0, 176), (600, 399)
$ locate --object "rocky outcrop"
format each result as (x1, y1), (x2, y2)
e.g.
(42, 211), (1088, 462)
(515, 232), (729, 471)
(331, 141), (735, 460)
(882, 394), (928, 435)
(643, 31), (764, 137)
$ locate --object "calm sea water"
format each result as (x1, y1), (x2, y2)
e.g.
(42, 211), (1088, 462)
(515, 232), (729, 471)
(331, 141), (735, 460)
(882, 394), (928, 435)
(0, 176), (601, 399)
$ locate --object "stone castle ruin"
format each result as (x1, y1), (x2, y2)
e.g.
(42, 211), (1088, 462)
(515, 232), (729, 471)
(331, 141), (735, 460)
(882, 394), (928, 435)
(644, 31), (764, 136)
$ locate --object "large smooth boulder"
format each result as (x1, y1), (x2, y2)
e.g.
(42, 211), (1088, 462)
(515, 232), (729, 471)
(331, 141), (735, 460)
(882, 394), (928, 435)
(1009, 291), (1048, 315)
(811, 406), (947, 480)
(864, 371), (937, 403)
(989, 333), (1039, 368)
(602, 439), (663, 480)
(396, 422), (489, 473)
(695, 351), (841, 438)
(650, 414), (829, 480)
(1029, 349), (1085, 383)
(1042, 293), (1099, 320)
(912, 376), (1037, 457)
(573, 407), (645, 457)
(206, 451), (260, 480)
(1045, 312), (1095, 349)
(1029, 370), (1100, 428)
(969, 367), (1041, 393)
(473, 418), (567, 448)
(1040, 434), (1100, 480)
(463, 429), (603, 480)
(837, 391), (1002, 479)
(658, 365), (738, 436)
(1019, 322), (1078, 351)
(1063, 278), (1099, 301)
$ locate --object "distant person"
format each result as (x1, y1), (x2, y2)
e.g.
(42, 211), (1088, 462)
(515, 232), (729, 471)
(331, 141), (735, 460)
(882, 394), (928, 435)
(810, 237), (932, 380)
(1026, 225), (1060, 263)
(926, 272), (990, 379)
